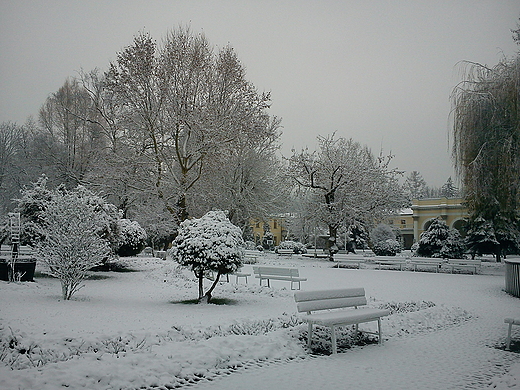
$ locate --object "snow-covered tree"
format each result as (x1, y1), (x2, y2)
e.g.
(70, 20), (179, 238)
(288, 134), (405, 260)
(440, 177), (459, 198)
(15, 176), (120, 260)
(416, 218), (465, 259)
(117, 218), (147, 257)
(171, 210), (244, 303)
(452, 49), (520, 261)
(103, 28), (277, 225)
(34, 189), (111, 300)
(404, 171), (428, 201)
(464, 216), (498, 259)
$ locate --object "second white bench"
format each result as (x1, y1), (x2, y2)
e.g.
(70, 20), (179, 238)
(253, 266), (307, 290)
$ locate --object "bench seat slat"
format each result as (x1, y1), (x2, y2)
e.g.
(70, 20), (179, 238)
(301, 307), (391, 327)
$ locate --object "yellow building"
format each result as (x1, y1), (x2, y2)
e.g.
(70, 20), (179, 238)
(250, 217), (286, 247)
(389, 197), (469, 249)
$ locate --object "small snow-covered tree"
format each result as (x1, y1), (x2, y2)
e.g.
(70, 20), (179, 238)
(34, 190), (111, 300)
(417, 218), (465, 259)
(15, 176), (120, 261)
(171, 210), (244, 303)
(117, 218), (147, 257)
(464, 216), (498, 259)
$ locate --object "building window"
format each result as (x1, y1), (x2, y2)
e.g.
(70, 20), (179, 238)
(273, 220), (277, 229)
(401, 220), (406, 225)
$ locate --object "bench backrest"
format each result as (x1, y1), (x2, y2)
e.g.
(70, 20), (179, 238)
(294, 288), (367, 313)
(447, 259), (481, 265)
(253, 266), (299, 277)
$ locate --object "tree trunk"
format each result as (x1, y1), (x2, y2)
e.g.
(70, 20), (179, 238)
(328, 225), (338, 261)
(197, 272), (204, 301)
(177, 194), (189, 223)
(201, 271), (222, 304)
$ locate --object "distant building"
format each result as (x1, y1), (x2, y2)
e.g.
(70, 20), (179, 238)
(250, 217), (287, 247)
(389, 197), (469, 249)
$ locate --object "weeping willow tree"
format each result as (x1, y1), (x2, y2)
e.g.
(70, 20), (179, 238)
(451, 51), (520, 261)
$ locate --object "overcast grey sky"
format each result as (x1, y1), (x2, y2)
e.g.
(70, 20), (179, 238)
(1, 1), (519, 187)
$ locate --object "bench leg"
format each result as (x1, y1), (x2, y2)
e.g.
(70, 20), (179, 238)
(307, 323), (313, 349)
(331, 326), (337, 354)
(506, 322), (513, 351)
(378, 318), (383, 344)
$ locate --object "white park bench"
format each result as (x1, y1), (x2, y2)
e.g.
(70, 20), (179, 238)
(410, 258), (445, 273)
(294, 288), (390, 354)
(505, 317), (520, 350)
(333, 255), (365, 269)
(374, 257), (407, 271)
(244, 250), (259, 264)
(277, 249), (294, 256)
(445, 259), (481, 274)
(253, 266), (307, 290)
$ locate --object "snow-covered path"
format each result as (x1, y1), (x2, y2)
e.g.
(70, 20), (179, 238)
(193, 265), (520, 390)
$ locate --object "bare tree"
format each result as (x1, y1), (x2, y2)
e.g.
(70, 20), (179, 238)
(404, 170), (428, 201)
(38, 78), (102, 188)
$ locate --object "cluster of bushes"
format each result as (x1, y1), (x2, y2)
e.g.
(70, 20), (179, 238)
(370, 224), (401, 256)
(276, 240), (307, 254)
(369, 219), (467, 259)
(3, 176), (148, 299)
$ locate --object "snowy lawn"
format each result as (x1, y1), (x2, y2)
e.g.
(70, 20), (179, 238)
(1, 253), (520, 389)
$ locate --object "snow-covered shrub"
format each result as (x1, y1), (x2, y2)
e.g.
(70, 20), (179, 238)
(262, 231), (274, 250)
(171, 210), (244, 303)
(34, 189), (111, 300)
(244, 240), (256, 250)
(410, 242), (419, 256)
(256, 245), (264, 252)
(370, 224), (401, 256)
(372, 239), (401, 256)
(416, 218), (466, 259)
(277, 240), (307, 254)
(370, 224), (395, 245)
(117, 219), (147, 257)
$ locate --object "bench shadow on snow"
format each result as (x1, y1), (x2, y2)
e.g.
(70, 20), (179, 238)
(495, 340), (520, 354)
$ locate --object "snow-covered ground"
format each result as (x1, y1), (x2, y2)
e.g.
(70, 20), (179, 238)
(1, 253), (519, 389)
